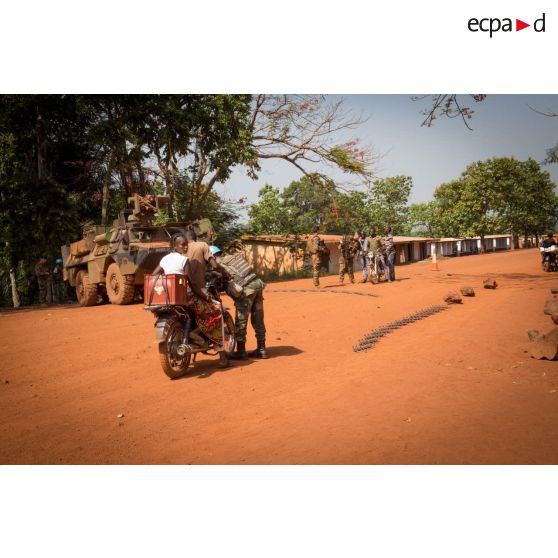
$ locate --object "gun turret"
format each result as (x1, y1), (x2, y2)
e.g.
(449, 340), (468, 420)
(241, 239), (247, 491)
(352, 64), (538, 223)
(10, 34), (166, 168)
(127, 194), (171, 224)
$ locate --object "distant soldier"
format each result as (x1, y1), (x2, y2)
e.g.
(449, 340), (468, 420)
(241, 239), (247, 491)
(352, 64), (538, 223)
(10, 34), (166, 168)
(307, 225), (324, 287)
(52, 258), (66, 303)
(384, 227), (396, 282)
(210, 246), (268, 360)
(34, 258), (50, 306)
(367, 228), (387, 283)
(338, 234), (360, 284)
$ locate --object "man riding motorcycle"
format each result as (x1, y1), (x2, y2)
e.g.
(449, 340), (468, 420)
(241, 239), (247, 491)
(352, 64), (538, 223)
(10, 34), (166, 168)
(540, 232), (557, 272)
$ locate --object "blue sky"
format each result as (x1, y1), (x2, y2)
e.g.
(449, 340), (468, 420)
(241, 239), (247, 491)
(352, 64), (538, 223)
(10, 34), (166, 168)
(217, 94), (558, 212)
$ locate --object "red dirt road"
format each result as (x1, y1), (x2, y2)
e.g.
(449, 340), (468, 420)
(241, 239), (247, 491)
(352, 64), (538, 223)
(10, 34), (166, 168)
(1, 248), (558, 464)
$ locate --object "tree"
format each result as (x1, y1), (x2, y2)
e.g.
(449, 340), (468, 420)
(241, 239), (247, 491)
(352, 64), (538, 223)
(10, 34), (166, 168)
(249, 95), (378, 180)
(404, 201), (445, 237)
(497, 158), (558, 245)
(367, 176), (412, 234)
(247, 184), (290, 235)
(0, 95), (103, 307)
(86, 94), (256, 219)
(431, 157), (558, 249)
(247, 173), (415, 237)
(414, 94), (487, 130)
(280, 174), (338, 234)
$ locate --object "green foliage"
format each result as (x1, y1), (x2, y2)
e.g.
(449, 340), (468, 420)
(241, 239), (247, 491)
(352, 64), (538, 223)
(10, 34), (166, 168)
(281, 174), (338, 233)
(174, 184), (248, 251)
(247, 184), (290, 235)
(329, 146), (367, 174)
(0, 94), (256, 306)
(544, 143), (558, 165)
(152, 208), (171, 226)
(367, 176), (412, 234)
(431, 157), (558, 244)
(247, 174), (412, 236)
(405, 201), (445, 237)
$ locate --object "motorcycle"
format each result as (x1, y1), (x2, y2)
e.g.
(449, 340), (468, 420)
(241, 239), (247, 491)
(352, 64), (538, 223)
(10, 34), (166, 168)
(145, 272), (235, 379)
(367, 251), (386, 284)
(540, 245), (558, 273)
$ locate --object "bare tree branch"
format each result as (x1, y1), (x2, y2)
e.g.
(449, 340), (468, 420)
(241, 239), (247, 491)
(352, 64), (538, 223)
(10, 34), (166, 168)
(414, 94), (486, 130)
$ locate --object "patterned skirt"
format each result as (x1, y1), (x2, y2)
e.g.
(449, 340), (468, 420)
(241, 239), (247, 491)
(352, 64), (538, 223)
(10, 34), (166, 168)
(192, 296), (223, 345)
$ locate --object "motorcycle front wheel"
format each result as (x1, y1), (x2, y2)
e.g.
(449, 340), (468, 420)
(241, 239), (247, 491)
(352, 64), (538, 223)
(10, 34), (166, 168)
(159, 319), (191, 379)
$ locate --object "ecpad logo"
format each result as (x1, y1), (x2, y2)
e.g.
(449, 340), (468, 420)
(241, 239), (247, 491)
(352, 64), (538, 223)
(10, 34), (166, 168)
(468, 13), (546, 37)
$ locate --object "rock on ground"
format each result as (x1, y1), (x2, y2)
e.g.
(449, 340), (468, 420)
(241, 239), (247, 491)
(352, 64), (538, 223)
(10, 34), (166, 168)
(460, 286), (475, 297)
(444, 291), (463, 304)
(483, 278), (498, 289)
(529, 328), (558, 360)
(544, 298), (558, 316)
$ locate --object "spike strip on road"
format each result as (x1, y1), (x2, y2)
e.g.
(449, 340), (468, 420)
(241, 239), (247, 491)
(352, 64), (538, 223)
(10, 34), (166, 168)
(353, 305), (450, 352)
(266, 289), (379, 298)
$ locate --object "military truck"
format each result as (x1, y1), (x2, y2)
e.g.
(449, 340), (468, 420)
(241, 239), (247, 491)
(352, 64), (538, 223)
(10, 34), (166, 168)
(61, 194), (215, 306)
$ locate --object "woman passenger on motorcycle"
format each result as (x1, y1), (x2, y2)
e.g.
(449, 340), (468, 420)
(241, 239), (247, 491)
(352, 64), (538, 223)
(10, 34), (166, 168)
(152, 233), (230, 368)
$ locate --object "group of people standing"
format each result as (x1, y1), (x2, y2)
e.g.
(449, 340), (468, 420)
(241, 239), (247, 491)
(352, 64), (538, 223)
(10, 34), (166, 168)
(307, 226), (397, 287)
(33, 257), (67, 306)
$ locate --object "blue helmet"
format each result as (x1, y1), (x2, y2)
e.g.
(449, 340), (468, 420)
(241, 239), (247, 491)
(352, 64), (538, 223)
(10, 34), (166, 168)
(55, 258), (63, 264)
(209, 245), (221, 256)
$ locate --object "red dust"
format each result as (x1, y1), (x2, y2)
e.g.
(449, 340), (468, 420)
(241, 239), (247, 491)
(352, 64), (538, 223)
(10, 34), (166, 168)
(1, 248), (558, 464)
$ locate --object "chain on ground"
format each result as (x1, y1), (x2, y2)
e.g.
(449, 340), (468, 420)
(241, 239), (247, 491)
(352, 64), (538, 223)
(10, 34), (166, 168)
(353, 305), (450, 352)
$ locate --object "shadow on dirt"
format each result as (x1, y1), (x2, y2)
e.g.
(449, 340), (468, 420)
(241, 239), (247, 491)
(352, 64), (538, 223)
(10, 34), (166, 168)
(434, 271), (557, 288)
(265, 345), (303, 358)
(173, 345), (303, 381)
(0, 302), (82, 315)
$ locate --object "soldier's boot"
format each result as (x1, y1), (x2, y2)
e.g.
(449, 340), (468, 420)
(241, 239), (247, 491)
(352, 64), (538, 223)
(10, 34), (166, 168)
(229, 341), (249, 360)
(248, 340), (268, 359)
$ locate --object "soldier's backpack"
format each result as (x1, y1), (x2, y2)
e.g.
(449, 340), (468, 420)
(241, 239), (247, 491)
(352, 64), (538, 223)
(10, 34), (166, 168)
(306, 235), (318, 255)
(219, 253), (258, 297)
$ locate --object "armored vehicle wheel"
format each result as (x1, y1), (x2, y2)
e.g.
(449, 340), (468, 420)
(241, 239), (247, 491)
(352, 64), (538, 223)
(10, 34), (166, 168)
(159, 319), (192, 379)
(106, 263), (135, 305)
(76, 270), (99, 306)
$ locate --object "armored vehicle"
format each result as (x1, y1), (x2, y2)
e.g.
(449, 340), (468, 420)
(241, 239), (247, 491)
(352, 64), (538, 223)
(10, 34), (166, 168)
(61, 194), (215, 306)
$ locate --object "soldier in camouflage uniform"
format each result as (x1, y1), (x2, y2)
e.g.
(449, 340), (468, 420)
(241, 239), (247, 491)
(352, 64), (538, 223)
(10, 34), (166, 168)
(211, 246), (268, 360)
(338, 234), (360, 284)
(307, 225), (324, 287)
(34, 258), (50, 306)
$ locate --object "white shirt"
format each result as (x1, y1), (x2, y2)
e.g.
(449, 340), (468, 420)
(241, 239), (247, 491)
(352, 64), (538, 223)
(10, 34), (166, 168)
(159, 252), (188, 275)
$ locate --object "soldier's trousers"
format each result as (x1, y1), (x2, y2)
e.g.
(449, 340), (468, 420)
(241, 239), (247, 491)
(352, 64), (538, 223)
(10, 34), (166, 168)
(37, 277), (48, 304)
(234, 289), (266, 344)
(53, 281), (66, 303)
(311, 254), (321, 286)
(339, 256), (355, 283)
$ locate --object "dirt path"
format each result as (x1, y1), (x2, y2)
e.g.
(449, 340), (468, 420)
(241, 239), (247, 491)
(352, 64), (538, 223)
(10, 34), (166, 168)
(1, 248), (558, 464)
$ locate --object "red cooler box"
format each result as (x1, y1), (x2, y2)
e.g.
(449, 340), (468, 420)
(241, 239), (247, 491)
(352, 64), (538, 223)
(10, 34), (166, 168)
(144, 274), (190, 305)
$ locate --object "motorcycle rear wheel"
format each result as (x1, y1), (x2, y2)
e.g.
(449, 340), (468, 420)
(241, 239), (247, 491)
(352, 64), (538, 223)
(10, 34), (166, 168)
(159, 319), (191, 379)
